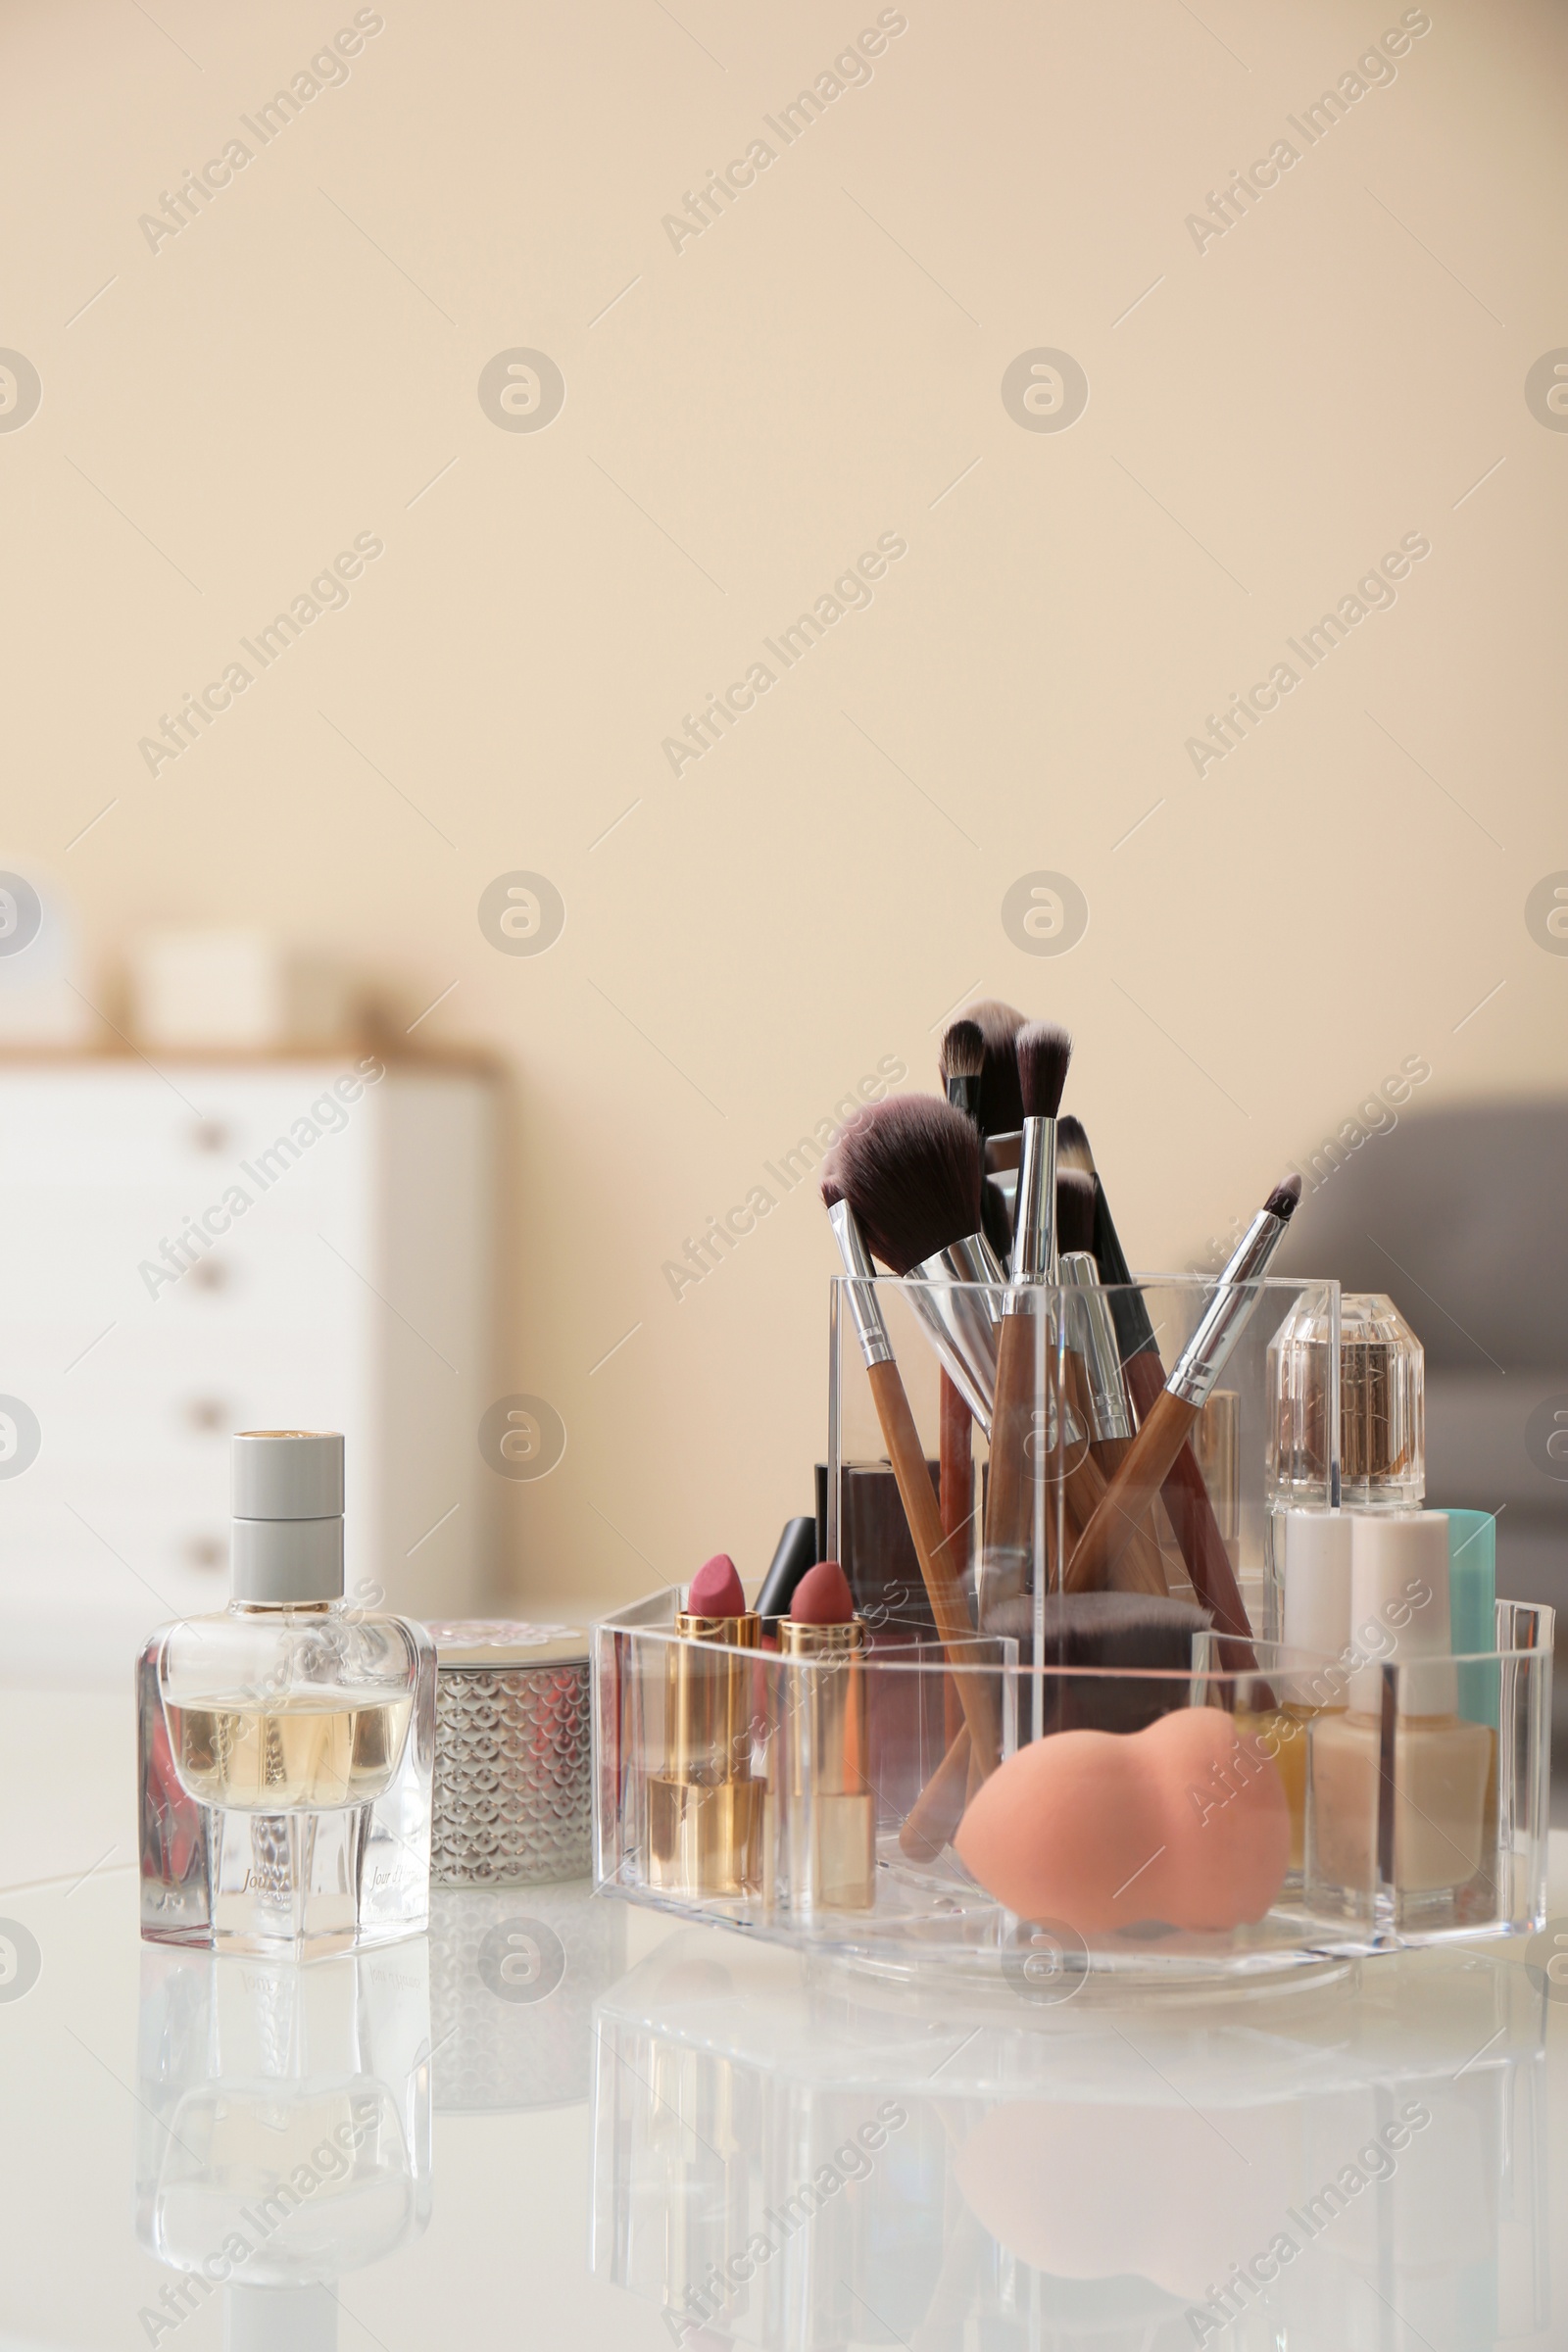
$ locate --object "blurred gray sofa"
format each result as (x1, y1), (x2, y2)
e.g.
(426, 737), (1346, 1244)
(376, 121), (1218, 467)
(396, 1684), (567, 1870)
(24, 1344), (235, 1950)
(1273, 1099), (1568, 1619)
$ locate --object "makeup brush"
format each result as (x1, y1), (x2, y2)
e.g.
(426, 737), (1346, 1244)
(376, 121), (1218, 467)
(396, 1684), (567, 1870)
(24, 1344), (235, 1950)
(828, 1095), (1005, 1432)
(969, 995), (1028, 1261)
(983, 1023), (1071, 1588)
(963, 999), (1026, 1138)
(939, 1017), (984, 1125)
(989, 1590), (1211, 1736)
(1058, 1114), (1257, 1648)
(994, 1155), (1169, 1602)
(938, 1018), (986, 1733)
(1065, 1175), (1302, 1594)
(1054, 1167), (1136, 1474)
(938, 1021), (987, 1426)
(820, 1173), (1000, 1779)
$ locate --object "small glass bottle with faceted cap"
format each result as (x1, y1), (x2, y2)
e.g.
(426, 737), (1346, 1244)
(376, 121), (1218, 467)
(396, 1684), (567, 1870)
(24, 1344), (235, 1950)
(138, 1430), (436, 1958)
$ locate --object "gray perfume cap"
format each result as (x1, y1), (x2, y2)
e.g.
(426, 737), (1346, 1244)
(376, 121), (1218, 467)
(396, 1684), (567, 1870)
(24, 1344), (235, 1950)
(233, 1429), (344, 1518)
(231, 1430), (346, 1604)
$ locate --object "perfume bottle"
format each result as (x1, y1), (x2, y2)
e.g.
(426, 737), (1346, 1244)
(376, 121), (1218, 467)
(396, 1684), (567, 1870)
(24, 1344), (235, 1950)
(138, 1430), (436, 1958)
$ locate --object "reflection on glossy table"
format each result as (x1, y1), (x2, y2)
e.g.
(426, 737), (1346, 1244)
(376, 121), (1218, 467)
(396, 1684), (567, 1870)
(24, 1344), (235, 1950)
(2, 1690), (1566, 2352)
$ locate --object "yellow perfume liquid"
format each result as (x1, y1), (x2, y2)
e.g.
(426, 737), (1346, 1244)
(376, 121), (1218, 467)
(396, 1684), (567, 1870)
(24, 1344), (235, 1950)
(140, 1429), (436, 1956)
(168, 1690), (413, 1811)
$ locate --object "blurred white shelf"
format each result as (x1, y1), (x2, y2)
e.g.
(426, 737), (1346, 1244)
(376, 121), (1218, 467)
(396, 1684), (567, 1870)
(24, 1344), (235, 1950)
(0, 1054), (499, 1683)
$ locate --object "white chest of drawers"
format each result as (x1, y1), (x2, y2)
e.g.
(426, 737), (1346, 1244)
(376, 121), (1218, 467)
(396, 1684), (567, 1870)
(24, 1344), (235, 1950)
(0, 1053), (498, 1683)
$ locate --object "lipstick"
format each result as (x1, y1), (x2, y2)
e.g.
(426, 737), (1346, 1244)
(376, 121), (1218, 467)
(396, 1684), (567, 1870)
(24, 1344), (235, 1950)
(773, 1561), (875, 1911)
(648, 1555), (764, 1897)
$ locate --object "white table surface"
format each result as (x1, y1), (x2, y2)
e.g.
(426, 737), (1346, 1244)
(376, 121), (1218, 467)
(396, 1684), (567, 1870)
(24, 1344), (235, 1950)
(2, 1687), (1565, 2352)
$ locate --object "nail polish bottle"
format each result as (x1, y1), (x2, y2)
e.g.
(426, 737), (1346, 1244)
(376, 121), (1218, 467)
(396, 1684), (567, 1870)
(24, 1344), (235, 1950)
(1246, 1509), (1353, 1872)
(1307, 1512), (1493, 1925)
(138, 1430), (436, 1957)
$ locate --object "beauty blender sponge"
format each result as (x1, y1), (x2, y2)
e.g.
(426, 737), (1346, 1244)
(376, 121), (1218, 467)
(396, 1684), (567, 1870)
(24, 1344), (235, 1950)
(956, 2098), (1298, 2306)
(955, 1707), (1288, 1934)
(788, 1559), (856, 1624)
(687, 1553), (747, 1616)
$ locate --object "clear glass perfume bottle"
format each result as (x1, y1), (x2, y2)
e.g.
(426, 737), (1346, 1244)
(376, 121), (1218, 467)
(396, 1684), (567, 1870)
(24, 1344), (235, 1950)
(139, 1430), (436, 1959)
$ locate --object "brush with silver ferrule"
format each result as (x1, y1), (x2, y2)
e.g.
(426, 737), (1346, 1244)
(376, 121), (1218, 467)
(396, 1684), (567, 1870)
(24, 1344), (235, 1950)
(1058, 1113), (1260, 1657)
(1065, 1175), (1302, 1593)
(963, 998), (1026, 1138)
(1055, 1167), (1133, 1451)
(819, 1162), (1001, 1780)
(984, 1025), (1072, 1587)
(1054, 1168), (1167, 1596)
(1008, 1021), (1072, 1288)
(828, 1096), (1005, 1432)
(937, 1019), (987, 1612)
(964, 998), (1027, 1254)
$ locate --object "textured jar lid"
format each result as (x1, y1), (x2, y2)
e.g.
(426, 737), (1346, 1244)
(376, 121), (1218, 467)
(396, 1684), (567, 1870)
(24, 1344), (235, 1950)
(425, 1619), (588, 1668)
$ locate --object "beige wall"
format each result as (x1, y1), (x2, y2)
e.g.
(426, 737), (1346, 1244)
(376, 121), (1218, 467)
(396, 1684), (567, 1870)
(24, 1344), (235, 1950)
(2, 0), (1564, 1604)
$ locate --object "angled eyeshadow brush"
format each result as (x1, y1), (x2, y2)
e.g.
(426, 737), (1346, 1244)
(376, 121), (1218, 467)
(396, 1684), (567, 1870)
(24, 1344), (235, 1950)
(1058, 1114), (1259, 1647)
(1065, 1175), (1302, 1594)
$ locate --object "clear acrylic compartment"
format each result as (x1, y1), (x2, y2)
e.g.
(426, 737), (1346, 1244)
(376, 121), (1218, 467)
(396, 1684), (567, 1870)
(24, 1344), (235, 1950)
(592, 1598), (1551, 1983)
(825, 1273), (1341, 1660)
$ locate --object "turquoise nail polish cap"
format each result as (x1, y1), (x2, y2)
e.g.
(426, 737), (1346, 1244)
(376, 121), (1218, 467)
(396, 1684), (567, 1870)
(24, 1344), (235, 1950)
(1447, 1509), (1497, 1730)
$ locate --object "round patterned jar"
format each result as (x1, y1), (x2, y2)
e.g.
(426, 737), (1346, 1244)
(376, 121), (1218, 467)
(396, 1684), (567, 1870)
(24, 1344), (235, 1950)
(424, 1621), (591, 1886)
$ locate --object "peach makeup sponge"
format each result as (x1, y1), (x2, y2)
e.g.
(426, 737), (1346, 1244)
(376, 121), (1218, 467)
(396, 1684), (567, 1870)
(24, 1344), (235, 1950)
(956, 2098), (1298, 2306)
(955, 1706), (1289, 1934)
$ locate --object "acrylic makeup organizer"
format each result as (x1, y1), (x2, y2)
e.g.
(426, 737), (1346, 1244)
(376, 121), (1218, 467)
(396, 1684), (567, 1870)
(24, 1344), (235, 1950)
(591, 1276), (1552, 1986)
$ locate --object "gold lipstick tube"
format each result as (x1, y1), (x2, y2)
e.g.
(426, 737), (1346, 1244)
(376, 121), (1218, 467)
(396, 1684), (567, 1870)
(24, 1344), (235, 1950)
(773, 1617), (874, 1910)
(648, 1610), (764, 1896)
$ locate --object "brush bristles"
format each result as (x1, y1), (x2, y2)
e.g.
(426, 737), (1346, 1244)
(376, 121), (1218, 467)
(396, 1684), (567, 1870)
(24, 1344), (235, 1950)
(822, 1096), (983, 1275)
(819, 1173), (844, 1210)
(963, 998), (1026, 1135)
(1055, 1113), (1095, 1179)
(1016, 1020), (1072, 1121)
(1264, 1172), (1302, 1222)
(964, 999), (1026, 1054)
(1054, 1167), (1097, 1259)
(939, 1018), (984, 1086)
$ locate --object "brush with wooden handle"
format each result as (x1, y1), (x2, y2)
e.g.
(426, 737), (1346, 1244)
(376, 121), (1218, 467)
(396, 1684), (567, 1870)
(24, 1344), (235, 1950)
(937, 1017), (987, 1743)
(829, 1093), (1006, 1436)
(908, 1166), (1172, 1857)
(963, 996), (1027, 1259)
(1054, 1167), (1168, 1598)
(936, 1021), (985, 1581)
(982, 1022), (1072, 1598)
(965, 997), (1026, 1140)
(1057, 1116), (1258, 1647)
(1064, 1174), (1302, 1594)
(820, 1130), (1001, 1788)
